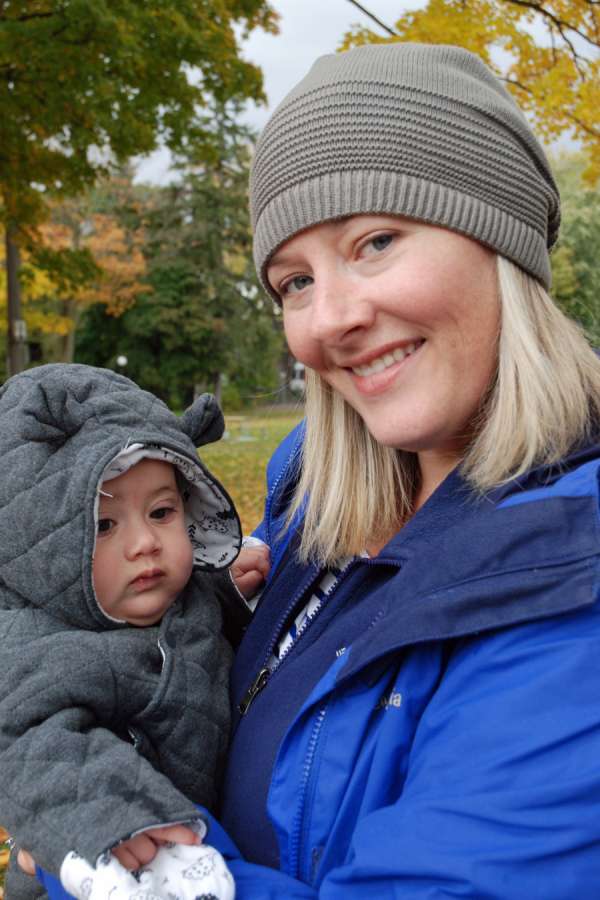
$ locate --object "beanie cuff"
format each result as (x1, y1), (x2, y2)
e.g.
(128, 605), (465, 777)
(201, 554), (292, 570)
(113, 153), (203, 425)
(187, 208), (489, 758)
(254, 170), (551, 297)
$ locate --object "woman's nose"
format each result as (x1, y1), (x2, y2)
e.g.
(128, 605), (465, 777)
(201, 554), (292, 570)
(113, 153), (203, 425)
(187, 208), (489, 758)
(308, 273), (375, 344)
(124, 522), (160, 559)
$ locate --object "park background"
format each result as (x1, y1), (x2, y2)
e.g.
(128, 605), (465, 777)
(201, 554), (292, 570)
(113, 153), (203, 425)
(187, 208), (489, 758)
(1, 0), (600, 892)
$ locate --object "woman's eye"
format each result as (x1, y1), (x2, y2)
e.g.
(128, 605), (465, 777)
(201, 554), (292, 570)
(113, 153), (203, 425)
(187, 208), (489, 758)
(151, 506), (176, 521)
(364, 233), (394, 255)
(97, 518), (114, 535)
(281, 274), (313, 296)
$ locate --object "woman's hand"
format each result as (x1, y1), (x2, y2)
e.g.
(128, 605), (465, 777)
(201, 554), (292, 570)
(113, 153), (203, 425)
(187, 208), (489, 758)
(111, 823), (201, 871)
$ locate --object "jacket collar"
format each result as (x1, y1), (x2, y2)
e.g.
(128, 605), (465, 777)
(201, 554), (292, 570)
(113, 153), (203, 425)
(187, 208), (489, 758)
(338, 448), (600, 682)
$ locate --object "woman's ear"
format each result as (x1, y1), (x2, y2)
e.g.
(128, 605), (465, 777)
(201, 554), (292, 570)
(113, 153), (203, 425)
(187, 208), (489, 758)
(180, 393), (224, 448)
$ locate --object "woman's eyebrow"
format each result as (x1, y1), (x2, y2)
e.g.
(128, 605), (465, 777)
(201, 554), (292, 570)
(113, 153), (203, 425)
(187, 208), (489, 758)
(268, 249), (297, 271)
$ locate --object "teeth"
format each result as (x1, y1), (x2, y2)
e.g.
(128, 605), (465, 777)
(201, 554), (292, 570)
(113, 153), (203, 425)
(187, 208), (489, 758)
(352, 341), (420, 377)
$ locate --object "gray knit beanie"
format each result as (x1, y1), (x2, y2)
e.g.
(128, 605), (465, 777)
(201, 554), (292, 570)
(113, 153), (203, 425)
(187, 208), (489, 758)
(251, 42), (560, 295)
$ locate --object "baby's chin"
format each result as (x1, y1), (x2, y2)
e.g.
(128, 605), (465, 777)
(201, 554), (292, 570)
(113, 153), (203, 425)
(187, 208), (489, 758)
(121, 597), (179, 627)
(124, 614), (165, 627)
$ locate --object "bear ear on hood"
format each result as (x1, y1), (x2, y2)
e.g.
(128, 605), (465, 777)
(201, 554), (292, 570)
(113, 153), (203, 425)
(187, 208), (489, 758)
(18, 378), (87, 447)
(180, 393), (224, 448)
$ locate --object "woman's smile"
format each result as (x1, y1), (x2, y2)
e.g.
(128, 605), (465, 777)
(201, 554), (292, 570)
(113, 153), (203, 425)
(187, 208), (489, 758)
(347, 339), (425, 395)
(349, 339), (424, 378)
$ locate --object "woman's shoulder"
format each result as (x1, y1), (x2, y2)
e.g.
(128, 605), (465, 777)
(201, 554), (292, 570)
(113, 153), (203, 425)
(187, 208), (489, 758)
(494, 439), (600, 510)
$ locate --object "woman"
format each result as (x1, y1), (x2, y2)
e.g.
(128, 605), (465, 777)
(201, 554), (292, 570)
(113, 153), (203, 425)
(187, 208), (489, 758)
(33, 41), (600, 898)
(217, 41), (600, 897)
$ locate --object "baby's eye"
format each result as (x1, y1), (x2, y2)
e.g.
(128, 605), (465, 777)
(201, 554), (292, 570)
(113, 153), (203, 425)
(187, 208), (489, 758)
(363, 233), (394, 255)
(97, 518), (114, 535)
(150, 506), (176, 521)
(280, 274), (313, 296)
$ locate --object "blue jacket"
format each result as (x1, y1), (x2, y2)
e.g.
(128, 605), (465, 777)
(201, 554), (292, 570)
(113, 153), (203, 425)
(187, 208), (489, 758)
(40, 426), (600, 898)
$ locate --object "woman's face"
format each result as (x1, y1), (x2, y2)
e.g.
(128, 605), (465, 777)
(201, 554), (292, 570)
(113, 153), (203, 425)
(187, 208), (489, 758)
(267, 214), (500, 469)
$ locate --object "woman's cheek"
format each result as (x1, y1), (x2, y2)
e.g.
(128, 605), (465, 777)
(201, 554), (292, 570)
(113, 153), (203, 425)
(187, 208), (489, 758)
(282, 312), (320, 370)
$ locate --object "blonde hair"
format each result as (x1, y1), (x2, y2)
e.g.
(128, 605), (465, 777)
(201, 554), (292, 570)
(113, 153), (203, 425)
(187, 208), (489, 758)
(288, 256), (600, 565)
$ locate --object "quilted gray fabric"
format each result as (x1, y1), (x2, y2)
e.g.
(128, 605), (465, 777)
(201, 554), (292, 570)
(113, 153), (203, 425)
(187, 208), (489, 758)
(0, 365), (242, 894)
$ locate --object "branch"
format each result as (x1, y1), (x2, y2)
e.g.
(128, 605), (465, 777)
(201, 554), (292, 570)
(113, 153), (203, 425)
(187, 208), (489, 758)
(46, 18), (98, 47)
(506, 0), (587, 78)
(500, 76), (531, 93)
(344, 0), (397, 36)
(502, 76), (600, 139)
(0, 11), (54, 23)
(583, 0), (600, 44)
(503, 0), (600, 51)
(549, 24), (558, 66)
(565, 110), (600, 139)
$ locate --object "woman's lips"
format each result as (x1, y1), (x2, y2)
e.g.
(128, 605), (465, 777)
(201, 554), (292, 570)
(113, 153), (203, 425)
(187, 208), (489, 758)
(348, 340), (424, 395)
(350, 340), (424, 377)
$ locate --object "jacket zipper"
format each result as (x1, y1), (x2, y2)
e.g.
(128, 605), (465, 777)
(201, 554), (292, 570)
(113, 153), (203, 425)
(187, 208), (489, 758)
(237, 438), (304, 716)
(238, 559), (359, 715)
(128, 634), (168, 745)
(238, 667), (270, 715)
(263, 430), (303, 548)
(238, 543), (402, 715)
(289, 705), (328, 880)
(288, 598), (391, 882)
(237, 569), (320, 715)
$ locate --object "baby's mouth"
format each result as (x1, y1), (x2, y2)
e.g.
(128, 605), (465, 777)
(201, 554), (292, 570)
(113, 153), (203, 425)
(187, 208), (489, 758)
(130, 569), (165, 589)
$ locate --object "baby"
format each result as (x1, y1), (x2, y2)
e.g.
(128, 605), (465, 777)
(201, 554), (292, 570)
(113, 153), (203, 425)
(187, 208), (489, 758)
(0, 364), (268, 900)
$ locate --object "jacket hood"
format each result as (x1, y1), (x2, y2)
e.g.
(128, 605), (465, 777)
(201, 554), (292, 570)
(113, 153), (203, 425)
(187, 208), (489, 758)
(0, 364), (241, 630)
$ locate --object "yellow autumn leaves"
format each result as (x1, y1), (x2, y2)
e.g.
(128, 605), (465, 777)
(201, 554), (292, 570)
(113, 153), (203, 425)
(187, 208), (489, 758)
(341, 0), (600, 183)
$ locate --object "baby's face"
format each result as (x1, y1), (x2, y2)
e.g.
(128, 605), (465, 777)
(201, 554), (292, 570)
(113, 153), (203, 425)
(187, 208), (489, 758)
(93, 459), (193, 626)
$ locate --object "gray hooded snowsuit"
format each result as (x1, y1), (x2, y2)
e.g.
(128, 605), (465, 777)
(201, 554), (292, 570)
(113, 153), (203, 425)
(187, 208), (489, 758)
(0, 364), (243, 898)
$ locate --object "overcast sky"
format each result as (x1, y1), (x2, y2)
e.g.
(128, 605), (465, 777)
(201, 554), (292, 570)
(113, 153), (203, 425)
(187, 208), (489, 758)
(134, 0), (419, 183)
(239, 0), (414, 130)
(134, 0), (571, 183)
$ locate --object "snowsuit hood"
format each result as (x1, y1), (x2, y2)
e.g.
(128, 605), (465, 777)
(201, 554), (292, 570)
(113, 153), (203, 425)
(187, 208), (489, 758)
(0, 363), (241, 631)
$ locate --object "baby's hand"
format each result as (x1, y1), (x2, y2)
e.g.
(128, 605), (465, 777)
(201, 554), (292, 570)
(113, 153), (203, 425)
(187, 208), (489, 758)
(231, 542), (271, 599)
(17, 847), (36, 875)
(112, 824), (201, 871)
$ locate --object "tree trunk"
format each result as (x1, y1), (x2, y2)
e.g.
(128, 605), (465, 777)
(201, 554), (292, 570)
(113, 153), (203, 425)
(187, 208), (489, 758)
(59, 298), (79, 362)
(5, 227), (29, 376)
(212, 372), (223, 407)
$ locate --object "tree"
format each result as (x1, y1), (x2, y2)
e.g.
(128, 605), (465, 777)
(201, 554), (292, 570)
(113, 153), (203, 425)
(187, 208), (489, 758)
(0, 0), (278, 374)
(0, 220), (97, 362)
(341, 1), (600, 182)
(0, 172), (150, 364)
(76, 105), (283, 408)
(36, 205), (148, 362)
(164, 101), (283, 403)
(550, 153), (600, 346)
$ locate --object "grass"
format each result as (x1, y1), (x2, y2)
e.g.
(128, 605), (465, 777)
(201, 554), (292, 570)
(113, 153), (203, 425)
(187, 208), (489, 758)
(0, 407), (303, 893)
(202, 407), (303, 534)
